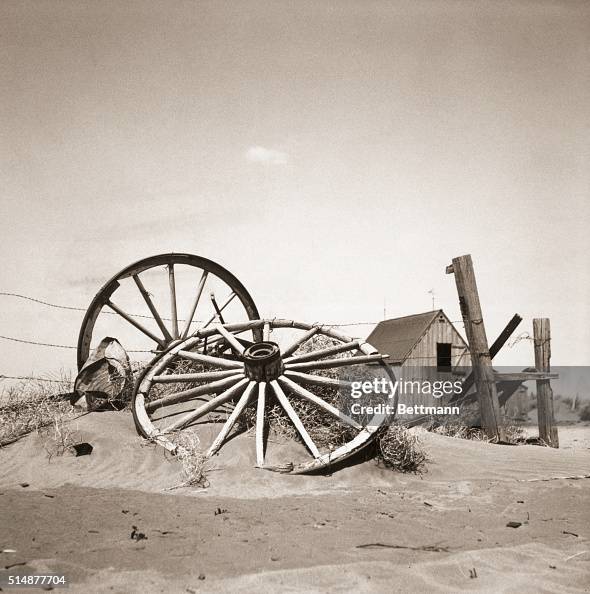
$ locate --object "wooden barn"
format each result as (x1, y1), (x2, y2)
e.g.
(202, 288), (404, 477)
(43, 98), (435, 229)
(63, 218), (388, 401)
(366, 310), (472, 412)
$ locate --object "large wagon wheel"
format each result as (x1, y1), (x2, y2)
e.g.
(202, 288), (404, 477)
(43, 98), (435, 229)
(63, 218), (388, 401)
(132, 319), (396, 474)
(77, 254), (261, 370)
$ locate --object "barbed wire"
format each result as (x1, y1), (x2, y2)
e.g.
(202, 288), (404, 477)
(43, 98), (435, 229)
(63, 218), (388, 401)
(0, 334), (76, 349)
(0, 291), (460, 328)
(0, 291), (178, 321)
(0, 374), (73, 384)
(0, 334), (151, 353)
(508, 332), (533, 348)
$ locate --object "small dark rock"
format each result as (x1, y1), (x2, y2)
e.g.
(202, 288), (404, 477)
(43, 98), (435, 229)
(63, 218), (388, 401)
(130, 525), (147, 541)
(198, 574), (206, 581)
(20, 483), (29, 488)
(506, 521), (522, 528)
(70, 443), (93, 457)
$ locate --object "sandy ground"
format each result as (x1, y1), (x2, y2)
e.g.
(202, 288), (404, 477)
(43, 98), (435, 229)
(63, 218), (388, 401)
(0, 413), (589, 593)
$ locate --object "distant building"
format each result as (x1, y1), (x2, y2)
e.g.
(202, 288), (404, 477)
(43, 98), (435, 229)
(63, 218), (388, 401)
(366, 310), (471, 412)
(503, 384), (529, 421)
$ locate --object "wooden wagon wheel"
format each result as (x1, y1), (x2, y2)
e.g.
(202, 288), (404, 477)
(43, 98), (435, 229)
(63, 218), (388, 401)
(132, 319), (396, 474)
(77, 253), (261, 370)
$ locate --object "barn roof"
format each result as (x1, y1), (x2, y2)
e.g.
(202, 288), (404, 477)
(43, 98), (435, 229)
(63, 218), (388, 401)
(366, 310), (445, 364)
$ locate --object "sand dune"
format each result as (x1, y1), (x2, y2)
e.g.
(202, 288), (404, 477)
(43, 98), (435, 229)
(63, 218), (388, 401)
(0, 412), (588, 592)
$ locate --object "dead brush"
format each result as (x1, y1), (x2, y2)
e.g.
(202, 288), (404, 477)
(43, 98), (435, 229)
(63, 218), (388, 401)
(431, 420), (527, 444)
(0, 374), (75, 448)
(172, 431), (210, 488)
(41, 415), (79, 460)
(377, 425), (429, 474)
(432, 422), (488, 441)
(146, 358), (209, 405)
(503, 422), (527, 443)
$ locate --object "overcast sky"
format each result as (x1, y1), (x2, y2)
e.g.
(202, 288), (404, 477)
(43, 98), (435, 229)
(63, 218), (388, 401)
(1, 0), (588, 380)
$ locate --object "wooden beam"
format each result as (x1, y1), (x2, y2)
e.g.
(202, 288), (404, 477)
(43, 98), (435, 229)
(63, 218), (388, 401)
(207, 381), (256, 456)
(490, 314), (523, 358)
(181, 270), (208, 339)
(214, 324), (245, 355)
(448, 313), (522, 405)
(278, 375), (362, 430)
(256, 382), (266, 467)
(133, 274), (174, 343)
(282, 327), (319, 358)
(284, 353), (386, 372)
(447, 254), (505, 441)
(494, 372), (559, 382)
(270, 380), (320, 458)
(283, 340), (361, 364)
(106, 300), (166, 348)
(168, 264), (179, 339)
(533, 318), (559, 447)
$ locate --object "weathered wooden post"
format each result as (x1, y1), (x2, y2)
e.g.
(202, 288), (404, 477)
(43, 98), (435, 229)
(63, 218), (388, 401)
(446, 255), (505, 441)
(533, 318), (559, 447)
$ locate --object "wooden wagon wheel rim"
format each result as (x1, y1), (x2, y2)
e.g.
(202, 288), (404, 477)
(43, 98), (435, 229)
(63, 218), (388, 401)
(132, 319), (396, 474)
(77, 253), (261, 370)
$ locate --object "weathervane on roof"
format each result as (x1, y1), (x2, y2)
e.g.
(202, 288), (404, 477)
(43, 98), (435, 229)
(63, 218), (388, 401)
(427, 288), (435, 310)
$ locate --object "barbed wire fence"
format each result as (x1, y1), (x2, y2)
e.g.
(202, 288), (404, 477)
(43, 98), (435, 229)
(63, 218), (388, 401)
(0, 291), (475, 384)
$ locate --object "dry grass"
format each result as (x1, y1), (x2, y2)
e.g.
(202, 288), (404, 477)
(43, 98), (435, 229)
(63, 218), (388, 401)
(579, 403), (590, 422)
(41, 415), (79, 460)
(431, 420), (527, 444)
(376, 425), (429, 474)
(173, 431), (210, 488)
(0, 374), (75, 448)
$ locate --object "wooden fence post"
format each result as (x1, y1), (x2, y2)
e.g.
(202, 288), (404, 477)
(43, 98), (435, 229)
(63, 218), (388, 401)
(447, 255), (505, 441)
(533, 318), (559, 447)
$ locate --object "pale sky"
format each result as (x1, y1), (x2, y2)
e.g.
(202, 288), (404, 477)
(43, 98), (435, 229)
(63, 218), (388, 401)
(1, 0), (589, 380)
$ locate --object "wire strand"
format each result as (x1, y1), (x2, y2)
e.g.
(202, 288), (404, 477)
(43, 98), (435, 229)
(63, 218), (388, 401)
(0, 374), (73, 384)
(0, 334), (151, 353)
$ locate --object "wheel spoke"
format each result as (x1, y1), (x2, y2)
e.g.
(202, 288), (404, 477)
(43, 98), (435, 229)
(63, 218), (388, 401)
(152, 369), (244, 384)
(263, 321), (271, 342)
(181, 270), (208, 339)
(207, 381), (256, 456)
(214, 324), (245, 355)
(168, 264), (179, 339)
(210, 292), (226, 324)
(270, 380), (320, 458)
(283, 340), (360, 364)
(163, 377), (249, 433)
(284, 353), (386, 372)
(107, 300), (166, 347)
(256, 382), (266, 467)
(281, 327), (319, 358)
(177, 350), (244, 369)
(146, 374), (245, 411)
(202, 292), (237, 328)
(284, 370), (354, 390)
(133, 274), (174, 343)
(278, 375), (361, 430)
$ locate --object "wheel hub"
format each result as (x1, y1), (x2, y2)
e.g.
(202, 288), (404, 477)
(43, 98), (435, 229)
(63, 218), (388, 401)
(243, 341), (284, 381)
